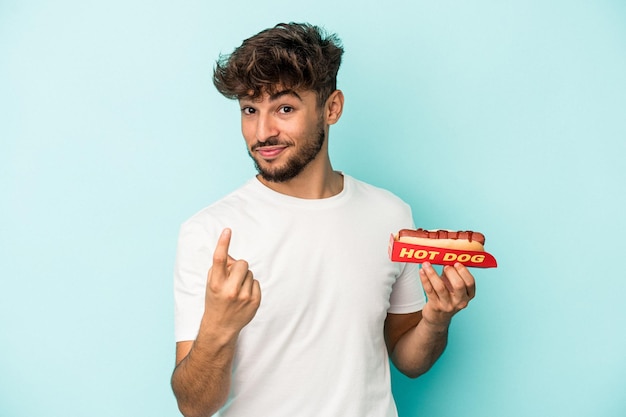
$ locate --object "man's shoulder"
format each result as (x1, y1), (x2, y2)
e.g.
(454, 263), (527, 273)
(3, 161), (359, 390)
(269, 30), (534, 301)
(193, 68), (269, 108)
(181, 178), (258, 226)
(345, 175), (408, 206)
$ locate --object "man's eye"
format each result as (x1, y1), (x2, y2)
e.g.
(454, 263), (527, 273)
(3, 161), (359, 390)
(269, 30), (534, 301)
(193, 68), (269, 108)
(279, 106), (293, 114)
(242, 107), (255, 115)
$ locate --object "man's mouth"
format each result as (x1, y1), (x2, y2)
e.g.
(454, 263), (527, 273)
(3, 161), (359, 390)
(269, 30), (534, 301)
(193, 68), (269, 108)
(255, 145), (288, 160)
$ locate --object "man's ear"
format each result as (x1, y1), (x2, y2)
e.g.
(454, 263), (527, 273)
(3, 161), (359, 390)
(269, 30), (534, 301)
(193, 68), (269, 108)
(324, 90), (344, 125)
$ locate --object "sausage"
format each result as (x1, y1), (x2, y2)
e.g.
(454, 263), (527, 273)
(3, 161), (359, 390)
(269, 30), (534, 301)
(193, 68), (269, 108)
(396, 228), (486, 252)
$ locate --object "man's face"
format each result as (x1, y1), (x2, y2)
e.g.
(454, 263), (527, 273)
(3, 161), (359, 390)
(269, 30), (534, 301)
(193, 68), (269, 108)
(239, 89), (326, 183)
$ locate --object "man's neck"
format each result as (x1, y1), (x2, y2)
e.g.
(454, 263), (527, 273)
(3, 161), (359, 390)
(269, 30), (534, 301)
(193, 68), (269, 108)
(257, 165), (344, 199)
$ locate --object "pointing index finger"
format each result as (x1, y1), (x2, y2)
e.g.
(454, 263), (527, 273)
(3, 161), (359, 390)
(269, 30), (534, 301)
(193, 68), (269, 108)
(212, 228), (233, 272)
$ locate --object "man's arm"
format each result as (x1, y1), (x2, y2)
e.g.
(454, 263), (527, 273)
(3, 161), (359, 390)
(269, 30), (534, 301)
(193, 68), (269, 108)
(171, 229), (261, 417)
(384, 262), (475, 378)
(171, 335), (236, 417)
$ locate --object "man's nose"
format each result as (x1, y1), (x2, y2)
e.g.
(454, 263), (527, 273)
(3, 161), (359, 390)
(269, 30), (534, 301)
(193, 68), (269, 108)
(256, 114), (279, 142)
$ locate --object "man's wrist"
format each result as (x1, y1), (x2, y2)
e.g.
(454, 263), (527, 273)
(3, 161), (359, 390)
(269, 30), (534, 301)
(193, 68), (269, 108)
(420, 314), (451, 334)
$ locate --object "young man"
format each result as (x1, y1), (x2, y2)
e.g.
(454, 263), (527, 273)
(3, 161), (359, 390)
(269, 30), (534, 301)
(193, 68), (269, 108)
(171, 23), (475, 417)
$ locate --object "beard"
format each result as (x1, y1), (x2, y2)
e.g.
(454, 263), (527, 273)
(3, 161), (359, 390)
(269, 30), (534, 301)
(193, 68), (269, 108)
(248, 120), (326, 183)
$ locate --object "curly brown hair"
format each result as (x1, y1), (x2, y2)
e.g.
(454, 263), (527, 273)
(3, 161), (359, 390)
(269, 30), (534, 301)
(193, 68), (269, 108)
(213, 22), (344, 108)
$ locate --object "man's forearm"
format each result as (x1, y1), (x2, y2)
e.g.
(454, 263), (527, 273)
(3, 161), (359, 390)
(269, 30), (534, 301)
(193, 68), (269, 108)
(171, 331), (237, 417)
(390, 318), (450, 378)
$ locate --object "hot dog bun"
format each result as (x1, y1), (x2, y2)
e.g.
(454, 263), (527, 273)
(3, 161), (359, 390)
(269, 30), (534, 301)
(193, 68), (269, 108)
(396, 228), (486, 252)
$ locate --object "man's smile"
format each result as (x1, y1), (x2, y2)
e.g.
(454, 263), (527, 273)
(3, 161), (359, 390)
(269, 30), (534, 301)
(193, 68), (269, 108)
(254, 145), (289, 160)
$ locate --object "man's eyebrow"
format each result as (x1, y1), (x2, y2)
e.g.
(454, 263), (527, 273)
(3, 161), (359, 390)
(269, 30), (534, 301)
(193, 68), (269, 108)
(269, 90), (303, 102)
(239, 90), (303, 104)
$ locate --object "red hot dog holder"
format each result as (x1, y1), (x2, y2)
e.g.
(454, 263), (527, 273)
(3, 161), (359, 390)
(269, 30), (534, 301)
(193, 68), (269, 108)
(388, 234), (498, 268)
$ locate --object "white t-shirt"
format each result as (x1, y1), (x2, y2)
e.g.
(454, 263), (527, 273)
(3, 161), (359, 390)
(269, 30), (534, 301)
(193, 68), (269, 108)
(174, 174), (426, 417)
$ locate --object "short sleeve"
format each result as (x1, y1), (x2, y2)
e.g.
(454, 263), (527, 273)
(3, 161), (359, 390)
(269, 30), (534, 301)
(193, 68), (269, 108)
(387, 261), (426, 314)
(173, 218), (215, 342)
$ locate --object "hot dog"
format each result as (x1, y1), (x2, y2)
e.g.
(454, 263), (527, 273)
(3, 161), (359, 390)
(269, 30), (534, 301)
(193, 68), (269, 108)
(396, 228), (486, 252)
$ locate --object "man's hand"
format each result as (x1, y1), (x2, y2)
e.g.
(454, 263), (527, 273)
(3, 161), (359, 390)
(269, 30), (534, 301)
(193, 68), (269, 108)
(204, 228), (261, 337)
(386, 262), (476, 378)
(419, 262), (475, 329)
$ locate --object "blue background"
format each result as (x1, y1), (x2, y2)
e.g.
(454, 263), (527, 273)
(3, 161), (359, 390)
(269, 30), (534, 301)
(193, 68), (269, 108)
(2, 1), (625, 416)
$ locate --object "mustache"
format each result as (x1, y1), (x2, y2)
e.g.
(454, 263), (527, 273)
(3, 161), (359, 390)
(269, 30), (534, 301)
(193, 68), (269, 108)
(250, 137), (290, 151)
